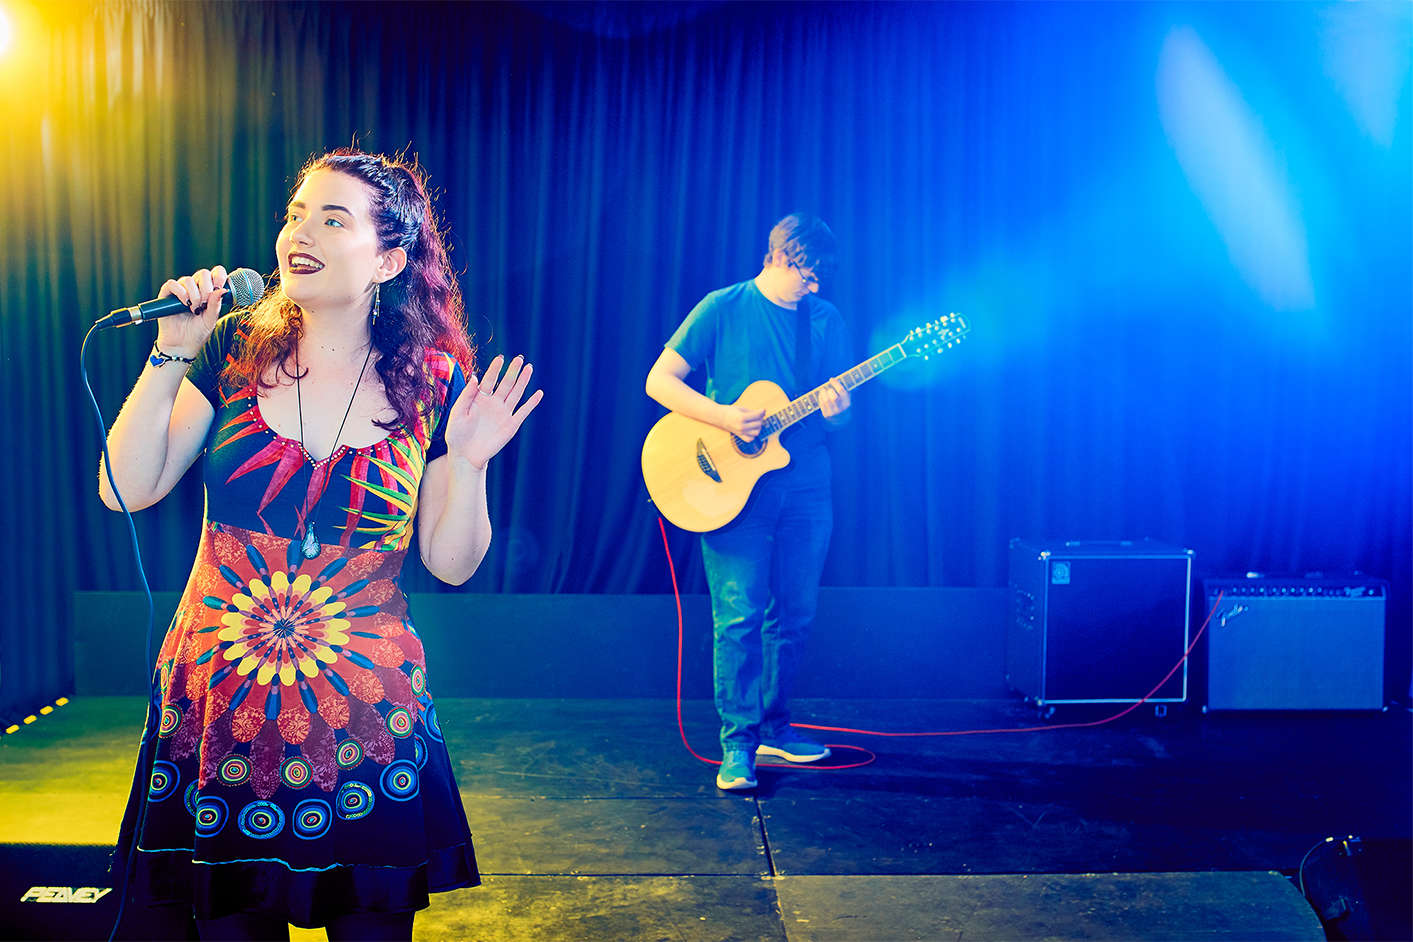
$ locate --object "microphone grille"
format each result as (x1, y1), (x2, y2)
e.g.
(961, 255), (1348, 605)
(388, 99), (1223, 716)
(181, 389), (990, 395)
(226, 268), (266, 308)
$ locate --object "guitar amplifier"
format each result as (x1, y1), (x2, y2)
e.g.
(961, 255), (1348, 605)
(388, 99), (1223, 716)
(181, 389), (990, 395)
(1007, 539), (1193, 707)
(1202, 576), (1386, 710)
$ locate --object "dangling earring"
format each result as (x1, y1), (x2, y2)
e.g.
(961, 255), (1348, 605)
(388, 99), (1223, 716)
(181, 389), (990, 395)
(372, 282), (381, 324)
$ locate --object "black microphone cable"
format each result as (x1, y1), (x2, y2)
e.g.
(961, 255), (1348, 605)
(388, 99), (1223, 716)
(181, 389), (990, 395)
(79, 321), (159, 942)
(82, 268), (264, 939)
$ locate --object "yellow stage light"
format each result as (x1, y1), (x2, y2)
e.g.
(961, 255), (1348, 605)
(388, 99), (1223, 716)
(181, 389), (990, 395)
(0, 1), (46, 97)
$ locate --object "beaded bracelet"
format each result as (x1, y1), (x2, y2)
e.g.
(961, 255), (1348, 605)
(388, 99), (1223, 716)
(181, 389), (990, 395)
(149, 343), (197, 368)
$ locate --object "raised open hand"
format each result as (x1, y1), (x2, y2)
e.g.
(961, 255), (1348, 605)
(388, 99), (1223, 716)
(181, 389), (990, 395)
(444, 354), (544, 469)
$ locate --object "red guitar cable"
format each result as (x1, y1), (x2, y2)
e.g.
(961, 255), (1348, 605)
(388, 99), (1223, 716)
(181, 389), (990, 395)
(658, 516), (1224, 772)
(658, 516), (876, 770)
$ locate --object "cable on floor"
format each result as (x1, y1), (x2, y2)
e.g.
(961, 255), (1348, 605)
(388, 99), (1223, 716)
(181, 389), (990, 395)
(659, 515), (1224, 771)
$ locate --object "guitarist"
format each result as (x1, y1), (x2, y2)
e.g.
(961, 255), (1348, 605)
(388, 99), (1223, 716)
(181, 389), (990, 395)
(645, 214), (852, 790)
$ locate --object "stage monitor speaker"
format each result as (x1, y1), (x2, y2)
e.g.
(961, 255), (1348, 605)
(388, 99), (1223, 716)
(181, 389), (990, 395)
(1203, 577), (1386, 711)
(0, 843), (196, 940)
(1007, 539), (1193, 707)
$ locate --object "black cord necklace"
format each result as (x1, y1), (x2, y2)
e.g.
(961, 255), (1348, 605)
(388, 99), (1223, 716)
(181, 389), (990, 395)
(294, 331), (376, 560)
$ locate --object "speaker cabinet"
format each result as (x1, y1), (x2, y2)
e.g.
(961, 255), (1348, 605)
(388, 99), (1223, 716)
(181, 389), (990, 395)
(1203, 577), (1386, 710)
(0, 844), (195, 940)
(1007, 539), (1193, 707)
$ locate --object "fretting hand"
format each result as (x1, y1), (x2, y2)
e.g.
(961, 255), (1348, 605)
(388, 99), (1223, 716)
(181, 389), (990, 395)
(445, 354), (545, 469)
(819, 378), (851, 419)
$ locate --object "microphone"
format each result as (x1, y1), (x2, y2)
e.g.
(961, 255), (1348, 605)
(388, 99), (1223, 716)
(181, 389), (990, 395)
(96, 268), (266, 329)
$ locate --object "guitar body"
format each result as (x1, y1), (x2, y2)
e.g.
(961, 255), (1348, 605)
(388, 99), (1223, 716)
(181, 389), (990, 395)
(642, 380), (793, 532)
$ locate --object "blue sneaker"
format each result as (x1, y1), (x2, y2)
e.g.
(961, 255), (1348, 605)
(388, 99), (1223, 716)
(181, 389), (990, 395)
(757, 733), (831, 763)
(715, 748), (758, 790)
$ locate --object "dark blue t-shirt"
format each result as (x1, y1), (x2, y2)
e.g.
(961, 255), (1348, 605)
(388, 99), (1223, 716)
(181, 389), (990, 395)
(665, 280), (850, 484)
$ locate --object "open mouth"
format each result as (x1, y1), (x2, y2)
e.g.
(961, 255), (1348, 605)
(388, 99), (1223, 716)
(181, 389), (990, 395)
(287, 253), (325, 274)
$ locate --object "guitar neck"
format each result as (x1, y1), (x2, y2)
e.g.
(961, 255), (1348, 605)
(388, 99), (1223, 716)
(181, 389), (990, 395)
(763, 343), (909, 436)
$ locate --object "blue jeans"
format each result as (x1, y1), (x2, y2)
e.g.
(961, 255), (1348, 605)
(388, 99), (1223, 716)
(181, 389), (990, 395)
(701, 475), (832, 752)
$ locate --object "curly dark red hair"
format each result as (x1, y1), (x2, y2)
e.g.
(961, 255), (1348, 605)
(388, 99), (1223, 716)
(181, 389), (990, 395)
(224, 149), (475, 430)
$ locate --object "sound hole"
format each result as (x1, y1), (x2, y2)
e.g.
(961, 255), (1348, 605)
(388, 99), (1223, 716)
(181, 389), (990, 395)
(733, 435), (766, 457)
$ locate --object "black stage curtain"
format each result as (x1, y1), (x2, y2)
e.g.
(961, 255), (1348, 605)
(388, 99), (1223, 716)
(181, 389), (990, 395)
(1, 1), (1408, 717)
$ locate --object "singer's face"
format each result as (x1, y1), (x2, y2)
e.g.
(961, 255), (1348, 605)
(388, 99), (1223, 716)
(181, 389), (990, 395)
(277, 169), (383, 313)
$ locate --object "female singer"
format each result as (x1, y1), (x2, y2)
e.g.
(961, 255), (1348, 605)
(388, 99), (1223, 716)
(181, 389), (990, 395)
(100, 149), (541, 940)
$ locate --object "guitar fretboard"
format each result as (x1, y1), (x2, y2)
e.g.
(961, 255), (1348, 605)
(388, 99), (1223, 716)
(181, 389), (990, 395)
(762, 344), (909, 437)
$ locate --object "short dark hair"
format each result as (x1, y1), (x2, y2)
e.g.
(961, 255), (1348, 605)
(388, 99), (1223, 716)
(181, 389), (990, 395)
(764, 213), (837, 277)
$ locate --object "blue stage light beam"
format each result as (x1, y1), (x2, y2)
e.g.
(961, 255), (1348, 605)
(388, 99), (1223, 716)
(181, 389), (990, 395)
(1157, 26), (1314, 314)
(1319, 2), (1411, 149)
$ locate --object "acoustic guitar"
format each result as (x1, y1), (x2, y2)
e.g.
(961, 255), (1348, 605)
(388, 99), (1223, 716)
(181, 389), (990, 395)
(642, 313), (969, 532)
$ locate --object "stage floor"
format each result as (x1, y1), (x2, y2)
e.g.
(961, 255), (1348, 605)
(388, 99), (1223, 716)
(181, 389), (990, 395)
(2, 697), (1408, 939)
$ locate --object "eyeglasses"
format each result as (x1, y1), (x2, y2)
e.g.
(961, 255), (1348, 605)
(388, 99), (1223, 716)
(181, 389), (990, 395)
(788, 259), (820, 288)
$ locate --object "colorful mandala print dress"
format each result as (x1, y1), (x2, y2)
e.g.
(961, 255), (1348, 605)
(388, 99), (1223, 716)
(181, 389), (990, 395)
(112, 315), (480, 927)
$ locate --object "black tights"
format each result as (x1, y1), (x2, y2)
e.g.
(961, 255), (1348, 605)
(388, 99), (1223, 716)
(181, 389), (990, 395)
(195, 910), (414, 942)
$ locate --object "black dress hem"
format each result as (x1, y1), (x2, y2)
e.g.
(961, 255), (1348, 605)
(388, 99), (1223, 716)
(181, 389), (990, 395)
(123, 839), (480, 928)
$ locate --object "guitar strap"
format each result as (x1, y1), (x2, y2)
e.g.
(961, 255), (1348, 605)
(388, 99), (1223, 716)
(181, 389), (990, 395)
(795, 299), (812, 398)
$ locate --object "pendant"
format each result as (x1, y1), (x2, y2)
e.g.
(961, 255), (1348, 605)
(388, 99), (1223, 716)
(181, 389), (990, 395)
(300, 522), (320, 560)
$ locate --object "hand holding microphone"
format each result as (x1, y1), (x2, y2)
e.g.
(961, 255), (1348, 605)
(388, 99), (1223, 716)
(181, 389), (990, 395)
(96, 266), (266, 358)
(156, 266), (227, 357)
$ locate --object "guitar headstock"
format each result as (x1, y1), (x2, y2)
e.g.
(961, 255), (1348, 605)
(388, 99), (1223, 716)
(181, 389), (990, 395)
(902, 313), (969, 359)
